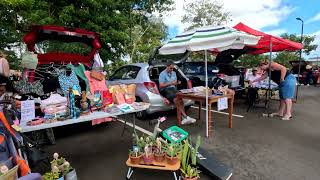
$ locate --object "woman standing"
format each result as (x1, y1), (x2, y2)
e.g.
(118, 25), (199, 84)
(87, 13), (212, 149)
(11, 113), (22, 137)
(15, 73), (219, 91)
(250, 60), (297, 120)
(0, 51), (10, 77)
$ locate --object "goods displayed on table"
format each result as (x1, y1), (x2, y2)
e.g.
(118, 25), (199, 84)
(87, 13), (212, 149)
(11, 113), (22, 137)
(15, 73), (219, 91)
(3, 56), (144, 129)
(180, 86), (230, 96)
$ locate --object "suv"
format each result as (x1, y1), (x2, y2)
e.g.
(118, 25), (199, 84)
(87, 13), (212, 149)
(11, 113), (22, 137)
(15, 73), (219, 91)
(107, 50), (193, 119)
(181, 50), (246, 94)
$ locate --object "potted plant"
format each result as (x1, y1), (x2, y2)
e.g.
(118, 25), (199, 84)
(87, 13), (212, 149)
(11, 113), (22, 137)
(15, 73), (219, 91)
(142, 144), (154, 164)
(43, 153), (77, 180)
(180, 136), (201, 180)
(164, 142), (181, 165)
(153, 138), (165, 162)
(128, 148), (142, 164)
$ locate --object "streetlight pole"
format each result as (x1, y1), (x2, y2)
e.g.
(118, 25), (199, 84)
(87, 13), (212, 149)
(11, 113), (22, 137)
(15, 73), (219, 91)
(295, 17), (304, 101)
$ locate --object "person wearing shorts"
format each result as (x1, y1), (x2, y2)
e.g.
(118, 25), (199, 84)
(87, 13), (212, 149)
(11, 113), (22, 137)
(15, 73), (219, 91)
(251, 60), (296, 120)
(159, 62), (196, 124)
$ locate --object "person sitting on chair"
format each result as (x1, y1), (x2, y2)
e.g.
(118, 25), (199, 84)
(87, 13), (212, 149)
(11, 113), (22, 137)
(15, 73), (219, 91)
(246, 68), (261, 87)
(159, 62), (196, 125)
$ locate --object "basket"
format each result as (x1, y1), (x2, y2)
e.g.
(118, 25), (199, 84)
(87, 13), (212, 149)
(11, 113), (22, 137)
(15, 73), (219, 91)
(162, 126), (188, 143)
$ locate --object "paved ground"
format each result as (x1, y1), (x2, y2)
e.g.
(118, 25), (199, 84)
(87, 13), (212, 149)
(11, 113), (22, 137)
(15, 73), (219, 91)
(43, 86), (320, 180)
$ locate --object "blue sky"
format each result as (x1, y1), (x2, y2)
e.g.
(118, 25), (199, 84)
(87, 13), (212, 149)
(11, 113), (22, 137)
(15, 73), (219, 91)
(163, 0), (320, 58)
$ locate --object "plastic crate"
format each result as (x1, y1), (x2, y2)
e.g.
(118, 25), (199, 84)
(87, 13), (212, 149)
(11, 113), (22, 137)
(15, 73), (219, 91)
(162, 126), (188, 143)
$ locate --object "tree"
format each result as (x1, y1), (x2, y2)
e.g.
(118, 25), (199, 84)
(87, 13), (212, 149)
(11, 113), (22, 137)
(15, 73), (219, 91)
(0, 0), (174, 73)
(280, 33), (318, 55)
(182, 0), (230, 31)
(237, 54), (269, 68)
(273, 33), (318, 67)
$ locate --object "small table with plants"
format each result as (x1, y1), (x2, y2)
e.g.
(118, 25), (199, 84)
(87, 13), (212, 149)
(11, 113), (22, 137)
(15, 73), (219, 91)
(126, 135), (182, 180)
(126, 133), (202, 180)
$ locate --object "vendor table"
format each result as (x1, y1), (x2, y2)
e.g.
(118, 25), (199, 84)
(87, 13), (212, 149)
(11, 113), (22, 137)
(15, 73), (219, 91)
(176, 92), (234, 136)
(126, 158), (180, 180)
(19, 104), (149, 133)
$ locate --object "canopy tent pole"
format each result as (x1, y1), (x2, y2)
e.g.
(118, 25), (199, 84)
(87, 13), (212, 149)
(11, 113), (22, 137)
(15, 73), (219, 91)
(205, 50), (209, 137)
(267, 39), (273, 111)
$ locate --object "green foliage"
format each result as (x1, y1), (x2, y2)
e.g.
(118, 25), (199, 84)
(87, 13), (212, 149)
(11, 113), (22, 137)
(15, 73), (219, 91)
(280, 33), (318, 55)
(163, 142), (181, 157)
(42, 172), (60, 180)
(0, 0), (173, 73)
(180, 136), (201, 179)
(237, 54), (269, 68)
(182, 0), (230, 31)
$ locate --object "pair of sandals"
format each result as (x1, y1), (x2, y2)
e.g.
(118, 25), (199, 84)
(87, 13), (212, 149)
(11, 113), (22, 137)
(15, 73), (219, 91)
(269, 113), (292, 120)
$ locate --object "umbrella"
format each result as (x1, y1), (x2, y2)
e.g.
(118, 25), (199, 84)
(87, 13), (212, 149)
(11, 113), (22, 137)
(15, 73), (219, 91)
(159, 26), (260, 137)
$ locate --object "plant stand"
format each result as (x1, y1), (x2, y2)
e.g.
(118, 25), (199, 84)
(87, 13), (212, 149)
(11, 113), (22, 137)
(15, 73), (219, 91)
(126, 158), (181, 180)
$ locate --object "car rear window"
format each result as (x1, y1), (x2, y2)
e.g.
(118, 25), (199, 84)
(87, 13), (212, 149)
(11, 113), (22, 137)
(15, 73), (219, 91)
(111, 66), (141, 80)
(36, 40), (92, 56)
(183, 63), (217, 75)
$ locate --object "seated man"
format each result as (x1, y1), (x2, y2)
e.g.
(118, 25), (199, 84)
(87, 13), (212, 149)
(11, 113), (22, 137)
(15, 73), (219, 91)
(159, 62), (196, 125)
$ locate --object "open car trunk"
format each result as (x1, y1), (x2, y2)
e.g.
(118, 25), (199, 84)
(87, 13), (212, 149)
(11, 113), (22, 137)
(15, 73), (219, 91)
(148, 65), (189, 91)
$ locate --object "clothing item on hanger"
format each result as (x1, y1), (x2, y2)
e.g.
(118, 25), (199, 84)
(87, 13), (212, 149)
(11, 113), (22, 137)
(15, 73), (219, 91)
(84, 71), (107, 94)
(67, 63), (90, 92)
(58, 69), (81, 97)
(93, 52), (104, 69)
(14, 78), (44, 96)
(21, 52), (38, 70)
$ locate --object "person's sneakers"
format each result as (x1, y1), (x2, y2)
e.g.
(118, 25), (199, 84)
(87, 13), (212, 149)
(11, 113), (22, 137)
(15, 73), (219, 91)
(181, 116), (196, 125)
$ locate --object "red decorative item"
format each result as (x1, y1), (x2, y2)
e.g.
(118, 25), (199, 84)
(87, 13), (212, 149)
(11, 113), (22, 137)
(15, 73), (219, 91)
(102, 90), (113, 105)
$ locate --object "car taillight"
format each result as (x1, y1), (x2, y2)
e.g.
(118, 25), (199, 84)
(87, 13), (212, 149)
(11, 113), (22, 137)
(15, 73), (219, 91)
(187, 80), (192, 89)
(144, 82), (160, 94)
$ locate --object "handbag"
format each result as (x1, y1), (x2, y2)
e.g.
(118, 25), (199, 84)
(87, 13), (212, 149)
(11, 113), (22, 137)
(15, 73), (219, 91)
(90, 70), (104, 81)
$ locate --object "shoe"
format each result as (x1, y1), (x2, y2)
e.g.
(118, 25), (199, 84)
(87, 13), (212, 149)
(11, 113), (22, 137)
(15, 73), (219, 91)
(281, 115), (292, 120)
(181, 117), (193, 125)
(186, 116), (196, 123)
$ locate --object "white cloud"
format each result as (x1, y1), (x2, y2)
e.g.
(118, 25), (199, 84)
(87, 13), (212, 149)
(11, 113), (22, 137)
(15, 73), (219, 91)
(306, 13), (320, 24)
(163, 0), (295, 34)
(310, 30), (320, 53)
(265, 28), (287, 36)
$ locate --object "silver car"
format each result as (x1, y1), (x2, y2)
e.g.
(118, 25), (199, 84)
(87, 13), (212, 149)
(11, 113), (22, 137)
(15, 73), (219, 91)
(107, 63), (193, 119)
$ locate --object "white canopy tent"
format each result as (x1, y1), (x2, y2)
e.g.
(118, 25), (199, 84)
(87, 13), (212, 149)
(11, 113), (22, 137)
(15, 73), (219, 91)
(159, 26), (260, 137)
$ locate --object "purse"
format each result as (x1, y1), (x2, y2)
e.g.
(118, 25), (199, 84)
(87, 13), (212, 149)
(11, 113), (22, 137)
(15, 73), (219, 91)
(90, 70), (104, 81)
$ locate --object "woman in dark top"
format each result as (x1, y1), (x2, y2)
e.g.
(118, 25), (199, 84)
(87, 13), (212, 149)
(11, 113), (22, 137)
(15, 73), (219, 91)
(250, 60), (297, 120)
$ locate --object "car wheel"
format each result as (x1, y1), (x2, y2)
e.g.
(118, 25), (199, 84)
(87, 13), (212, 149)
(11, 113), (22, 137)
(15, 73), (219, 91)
(135, 97), (148, 120)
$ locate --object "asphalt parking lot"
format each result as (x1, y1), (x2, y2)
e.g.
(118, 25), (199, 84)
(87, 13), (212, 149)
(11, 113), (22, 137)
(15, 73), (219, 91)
(44, 86), (320, 180)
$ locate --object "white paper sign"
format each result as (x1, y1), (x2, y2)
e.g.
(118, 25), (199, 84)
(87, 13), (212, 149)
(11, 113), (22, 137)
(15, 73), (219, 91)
(217, 97), (228, 111)
(21, 100), (35, 123)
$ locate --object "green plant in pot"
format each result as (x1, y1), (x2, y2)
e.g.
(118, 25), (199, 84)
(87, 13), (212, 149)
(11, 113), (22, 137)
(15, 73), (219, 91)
(43, 153), (77, 180)
(129, 148), (142, 164)
(180, 136), (201, 180)
(142, 144), (154, 164)
(153, 138), (166, 163)
(164, 142), (181, 165)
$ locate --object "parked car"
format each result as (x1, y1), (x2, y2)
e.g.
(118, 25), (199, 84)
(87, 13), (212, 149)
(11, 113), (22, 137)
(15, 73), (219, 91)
(180, 49), (248, 97)
(107, 49), (193, 119)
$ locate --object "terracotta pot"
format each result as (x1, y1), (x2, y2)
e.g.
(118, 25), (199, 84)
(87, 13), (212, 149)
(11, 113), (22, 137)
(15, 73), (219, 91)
(129, 154), (142, 164)
(142, 154), (154, 165)
(182, 176), (199, 180)
(165, 154), (179, 165)
(154, 153), (165, 162)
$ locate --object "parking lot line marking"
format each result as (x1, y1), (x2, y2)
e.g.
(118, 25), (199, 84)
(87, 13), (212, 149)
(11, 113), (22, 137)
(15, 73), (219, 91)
(116, 119), (153, 136)
(190, 106), (244, 118)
